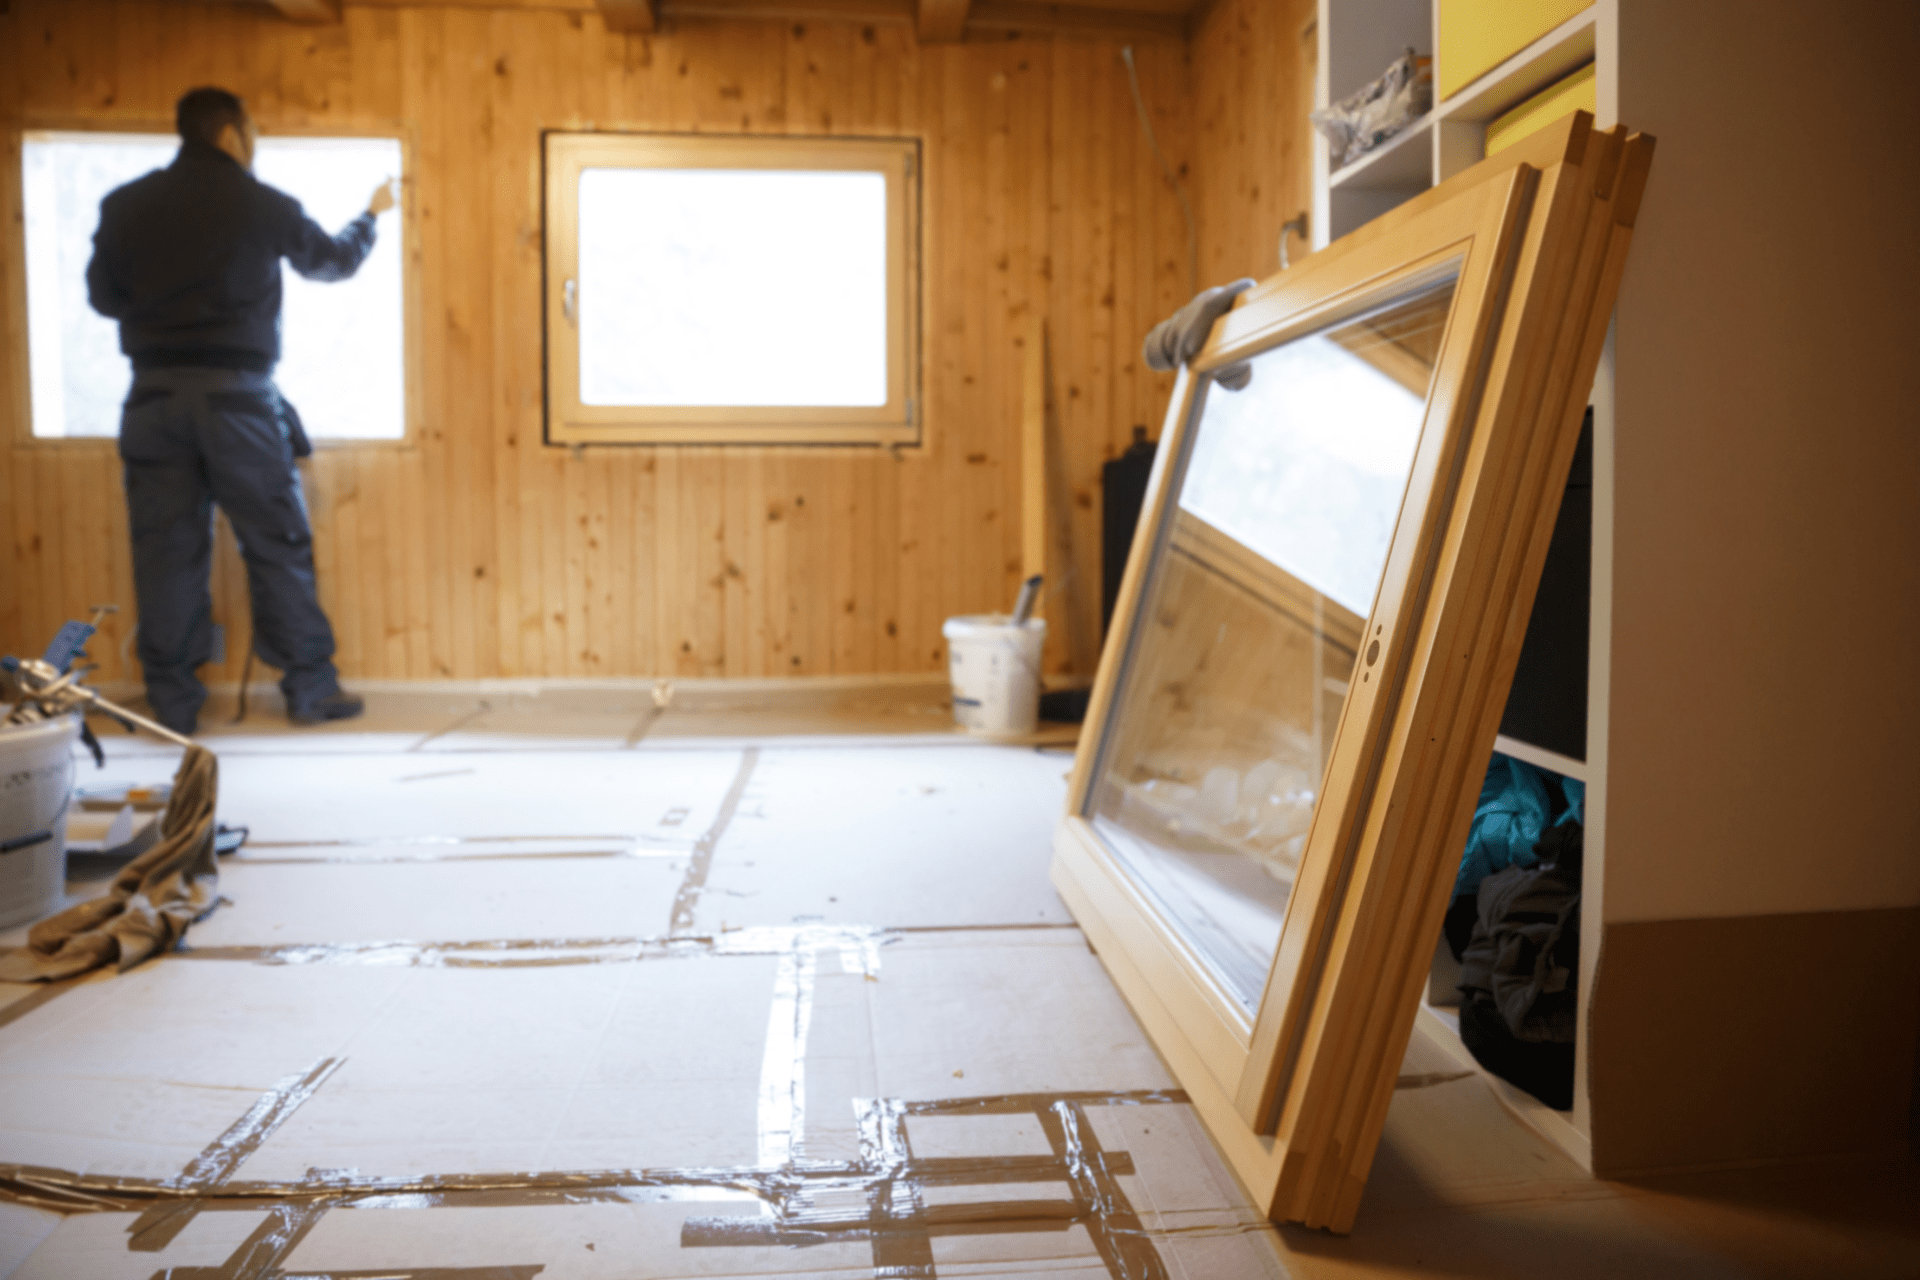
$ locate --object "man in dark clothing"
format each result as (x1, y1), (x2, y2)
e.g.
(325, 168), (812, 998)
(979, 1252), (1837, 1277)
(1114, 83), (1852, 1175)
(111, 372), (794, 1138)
(86, 87), (395, 735)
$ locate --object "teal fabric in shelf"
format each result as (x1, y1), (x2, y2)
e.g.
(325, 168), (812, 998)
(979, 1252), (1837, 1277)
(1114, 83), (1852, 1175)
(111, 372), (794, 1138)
(1455, 752), (1552, 900)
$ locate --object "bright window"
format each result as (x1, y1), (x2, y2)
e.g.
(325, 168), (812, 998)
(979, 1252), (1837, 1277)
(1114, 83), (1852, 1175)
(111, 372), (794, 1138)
(21, 131), (407, 441)
(545, 133), (919, 446)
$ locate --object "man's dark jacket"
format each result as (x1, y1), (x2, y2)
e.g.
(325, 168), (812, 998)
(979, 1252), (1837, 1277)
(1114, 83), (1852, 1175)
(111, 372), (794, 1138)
(86, 138), (376, 370)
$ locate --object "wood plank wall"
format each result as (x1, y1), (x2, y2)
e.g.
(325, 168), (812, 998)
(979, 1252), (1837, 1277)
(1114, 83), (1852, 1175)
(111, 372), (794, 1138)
(0, 0), (1192, 686)
(1188, 0), (1317, 287)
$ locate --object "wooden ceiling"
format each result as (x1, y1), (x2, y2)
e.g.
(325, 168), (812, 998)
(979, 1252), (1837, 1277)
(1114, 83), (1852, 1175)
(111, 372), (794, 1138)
(229, 0), (1207, 41)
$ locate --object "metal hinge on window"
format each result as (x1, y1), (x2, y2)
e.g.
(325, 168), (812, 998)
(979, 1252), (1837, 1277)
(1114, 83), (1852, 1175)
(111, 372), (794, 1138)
(905, 153), (915, 178)
(905, 398), (915, 425)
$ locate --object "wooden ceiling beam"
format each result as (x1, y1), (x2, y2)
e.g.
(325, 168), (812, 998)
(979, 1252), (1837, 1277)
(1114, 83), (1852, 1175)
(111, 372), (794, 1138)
(657, 0), (1183, 39)
(965, 1), (1183, 41)
(196, 0), (1188, 42)
(1182, 0), (1224, 40)
(262, 0), (341, 22)
(916, 0), (970, 42)
(656, 0), (912, 25)
(599, 0), (659, 32)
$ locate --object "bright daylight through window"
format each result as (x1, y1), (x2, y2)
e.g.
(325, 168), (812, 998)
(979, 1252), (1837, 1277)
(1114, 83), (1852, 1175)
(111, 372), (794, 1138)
(545, 134), (919, 446)
(23, 132), (406, 441)
(579, 168), (887, 408)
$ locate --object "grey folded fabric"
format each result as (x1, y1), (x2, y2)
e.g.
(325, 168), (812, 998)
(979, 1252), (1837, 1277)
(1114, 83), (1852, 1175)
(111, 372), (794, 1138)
(0, 745), (221, 983)
(1141, 278), (1256, 390)
(1458, 852), (1580, 1045)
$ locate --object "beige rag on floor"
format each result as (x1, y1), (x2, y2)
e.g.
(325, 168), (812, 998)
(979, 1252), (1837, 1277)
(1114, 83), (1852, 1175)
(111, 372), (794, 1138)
(0, 745), (221, 983)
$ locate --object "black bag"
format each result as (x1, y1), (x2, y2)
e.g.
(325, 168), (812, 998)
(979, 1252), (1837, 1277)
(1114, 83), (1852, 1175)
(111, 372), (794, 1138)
(1457, 820), (1582, 1109)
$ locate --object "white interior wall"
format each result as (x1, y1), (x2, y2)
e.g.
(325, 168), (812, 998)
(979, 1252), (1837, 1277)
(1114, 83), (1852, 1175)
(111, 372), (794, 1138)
(1604, 0), (1920, 923)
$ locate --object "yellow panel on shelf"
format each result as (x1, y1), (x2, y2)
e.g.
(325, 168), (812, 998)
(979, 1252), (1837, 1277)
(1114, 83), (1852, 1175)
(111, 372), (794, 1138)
(1438, 0), (1593, 100)
(1486, 62), (1596, 155)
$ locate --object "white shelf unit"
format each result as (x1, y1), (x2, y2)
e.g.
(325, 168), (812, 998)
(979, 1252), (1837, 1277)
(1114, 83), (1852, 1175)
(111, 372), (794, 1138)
(1493, 733), (1586, 782)
(1313, 0), (1617, 1170)
(1329, 111), (1433, 191)
(1430, 6), (1598, 182)
(1315, 0), (1434, 247)
(1318, 4), (1603, 240)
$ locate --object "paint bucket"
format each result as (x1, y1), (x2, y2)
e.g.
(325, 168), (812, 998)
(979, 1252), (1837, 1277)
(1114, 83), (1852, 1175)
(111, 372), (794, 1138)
(942, 615), (1046, 739)
(0, 714), (78, 930)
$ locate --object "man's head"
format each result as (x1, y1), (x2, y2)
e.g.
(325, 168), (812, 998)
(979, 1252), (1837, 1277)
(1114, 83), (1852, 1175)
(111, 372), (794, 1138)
(175, 87), (255, 169)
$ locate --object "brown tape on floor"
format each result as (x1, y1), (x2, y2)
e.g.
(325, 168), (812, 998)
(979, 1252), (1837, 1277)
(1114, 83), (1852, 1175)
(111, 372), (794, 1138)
(7, 908), (1225, 1279)
(2, 1088), (1200, 1280)
(669, 747), (760, 937)
(691, 1088), (1186, 1279)
(404, 706), (490, 752)
(128, 1056), (343, 1252)
(176, 1058), (344, 1190)
(166, 922), (903, 971)
(244, 837), (637, 847)
(171, 938), (674, 969)
(230, 849), (636, 865)
(0, 974), (90, 1031)
(758, 939), (815, 1168)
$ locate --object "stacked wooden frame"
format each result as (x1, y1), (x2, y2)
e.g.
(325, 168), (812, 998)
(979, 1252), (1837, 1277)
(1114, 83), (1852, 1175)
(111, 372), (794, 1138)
(1052, 113), (1654, 1233)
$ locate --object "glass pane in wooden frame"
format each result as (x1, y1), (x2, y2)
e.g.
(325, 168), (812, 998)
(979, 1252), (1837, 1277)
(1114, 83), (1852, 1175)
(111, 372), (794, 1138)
(544, 133), (920, 447)
(1086, 273), (1461, 1015)
(1050, 115), (1654, 1233)
(20, 127), (418, 446)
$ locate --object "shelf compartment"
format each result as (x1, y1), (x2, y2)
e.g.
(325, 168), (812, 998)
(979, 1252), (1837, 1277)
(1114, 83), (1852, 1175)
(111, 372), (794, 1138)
(1493, 733), (1586, 782)
(1437, 0), (1592, 101)
(1329, 114), (1434, 192)
(1437, 6), (1597, 124)
(1414, 1002), (1593, 1165)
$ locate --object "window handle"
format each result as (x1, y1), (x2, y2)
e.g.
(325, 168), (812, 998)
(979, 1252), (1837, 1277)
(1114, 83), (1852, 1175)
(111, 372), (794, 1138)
(563, 278), (578, 324)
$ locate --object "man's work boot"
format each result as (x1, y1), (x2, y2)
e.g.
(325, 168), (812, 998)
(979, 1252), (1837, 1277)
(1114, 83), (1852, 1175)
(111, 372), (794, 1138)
(289, 690), (365, 727)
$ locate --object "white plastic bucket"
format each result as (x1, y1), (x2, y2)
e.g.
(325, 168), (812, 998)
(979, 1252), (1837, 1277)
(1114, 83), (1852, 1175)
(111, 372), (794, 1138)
(942, 615), (1046, 739)
(0, 714), (78, 930)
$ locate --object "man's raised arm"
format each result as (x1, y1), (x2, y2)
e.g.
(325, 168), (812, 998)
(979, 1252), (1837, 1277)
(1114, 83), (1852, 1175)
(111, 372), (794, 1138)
(281, 179), (396, 283)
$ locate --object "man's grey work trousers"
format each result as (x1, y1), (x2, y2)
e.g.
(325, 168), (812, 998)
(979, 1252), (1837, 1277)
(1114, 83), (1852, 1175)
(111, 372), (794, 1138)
(119, 367), (342, 730)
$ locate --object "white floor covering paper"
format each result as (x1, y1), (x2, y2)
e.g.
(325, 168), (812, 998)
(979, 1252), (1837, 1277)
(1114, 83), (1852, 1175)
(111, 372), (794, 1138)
(6, 701), (1891, 1279)
(1, 715), (1290, 1279)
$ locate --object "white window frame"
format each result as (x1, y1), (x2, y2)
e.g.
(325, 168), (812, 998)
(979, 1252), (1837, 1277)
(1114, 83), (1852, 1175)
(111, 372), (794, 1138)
(543, 132), (921, 448)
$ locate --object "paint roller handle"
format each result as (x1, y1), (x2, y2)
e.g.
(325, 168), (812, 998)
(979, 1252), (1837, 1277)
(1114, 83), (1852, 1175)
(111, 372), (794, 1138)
(4, 656), (196, 750)
(1010, 575), (1043, 628)
(67, 686), (197, 751)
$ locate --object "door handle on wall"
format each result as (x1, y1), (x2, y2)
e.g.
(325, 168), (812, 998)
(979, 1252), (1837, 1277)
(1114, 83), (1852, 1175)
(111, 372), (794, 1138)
(563, 278), (578, 323)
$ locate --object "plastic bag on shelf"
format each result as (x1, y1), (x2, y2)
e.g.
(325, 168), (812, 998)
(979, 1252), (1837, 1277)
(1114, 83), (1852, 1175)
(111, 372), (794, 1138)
(1311, 47), (1434, 171)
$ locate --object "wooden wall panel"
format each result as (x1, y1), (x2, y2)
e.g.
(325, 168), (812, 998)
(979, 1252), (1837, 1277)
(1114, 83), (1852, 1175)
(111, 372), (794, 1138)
(0, 0), (1191, 686)
(1188, 0), (1317, 287)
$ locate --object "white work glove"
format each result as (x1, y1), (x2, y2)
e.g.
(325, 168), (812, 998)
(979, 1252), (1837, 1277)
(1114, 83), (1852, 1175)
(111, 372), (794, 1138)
(1142, 279), (1256, 391)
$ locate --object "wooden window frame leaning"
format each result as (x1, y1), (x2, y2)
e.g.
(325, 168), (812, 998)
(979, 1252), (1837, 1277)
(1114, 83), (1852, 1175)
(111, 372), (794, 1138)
(542, 132), (921, 448)
(1050, 113), (1653, 1234)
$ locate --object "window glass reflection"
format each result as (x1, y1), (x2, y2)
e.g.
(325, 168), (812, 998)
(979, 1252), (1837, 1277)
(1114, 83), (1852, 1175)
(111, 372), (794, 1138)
(1088, 276), (1458, 1012)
